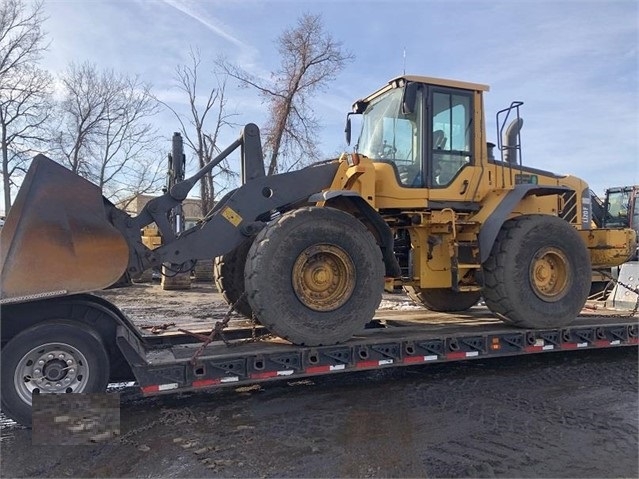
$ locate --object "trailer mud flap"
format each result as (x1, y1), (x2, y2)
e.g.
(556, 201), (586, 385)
(0, 155), (129, 303)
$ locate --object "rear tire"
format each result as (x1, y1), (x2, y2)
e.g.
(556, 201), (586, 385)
(245, 207), (384, 346)
(482, 215), (591, 328)
(1, 321), (110, 427)
(214, 239), (254, 318)
(404, 286), (480, 312)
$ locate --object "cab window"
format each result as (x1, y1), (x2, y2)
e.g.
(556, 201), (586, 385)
(357, 87), (424, 187)
(431, 91), (472, 186)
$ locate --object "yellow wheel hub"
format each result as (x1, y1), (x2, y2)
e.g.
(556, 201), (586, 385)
(530, 247), (570, 302)
(292, 244), (356, 312)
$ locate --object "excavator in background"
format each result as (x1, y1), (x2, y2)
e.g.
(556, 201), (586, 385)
(1, 75), (636, 425)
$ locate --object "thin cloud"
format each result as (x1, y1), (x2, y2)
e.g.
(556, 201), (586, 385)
(157, 0), (270, 81)
(160, 0), (247, 50)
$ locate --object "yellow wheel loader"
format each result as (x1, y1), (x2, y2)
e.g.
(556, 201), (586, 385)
(1, 76), (636, 348)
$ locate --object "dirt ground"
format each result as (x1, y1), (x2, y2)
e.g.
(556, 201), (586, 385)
(1, 282), (637, 478)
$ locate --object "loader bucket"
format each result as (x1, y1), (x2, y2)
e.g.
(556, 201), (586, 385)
(0, 155), (129, 303)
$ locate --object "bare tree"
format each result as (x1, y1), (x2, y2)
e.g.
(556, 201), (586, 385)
(158, 48), (237, 216)
(52, 62), (162, 202)
(219, 13), (353, 175)
(0, 0), (52, 213)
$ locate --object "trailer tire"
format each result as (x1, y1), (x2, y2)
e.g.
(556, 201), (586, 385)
(214, 238), (254, 318)
(482, 215), (591, 328)
(245, 207), (384, 346)
(404, 287), (481, 312)
(0, 320), (110, 427)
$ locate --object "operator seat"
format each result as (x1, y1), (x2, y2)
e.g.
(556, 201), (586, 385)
(433, 130), (447, 150)
(433, 130), (450, 185)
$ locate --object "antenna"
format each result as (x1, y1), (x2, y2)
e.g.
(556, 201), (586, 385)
(403, 47), (406, 75)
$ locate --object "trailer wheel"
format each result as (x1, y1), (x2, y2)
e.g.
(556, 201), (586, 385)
(245, 207), (384, 346)
(0, 321), (110, 427)
(214, 238), (254, 318)
(482, 215), (591, 328)
(404, 286), (481, 312)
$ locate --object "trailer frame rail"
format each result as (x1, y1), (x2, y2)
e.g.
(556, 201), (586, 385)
(115, 316), (639, 396)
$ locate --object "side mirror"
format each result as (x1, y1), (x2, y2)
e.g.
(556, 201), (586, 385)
(402, 82), (418, 114)
(345, 113), (352, 145)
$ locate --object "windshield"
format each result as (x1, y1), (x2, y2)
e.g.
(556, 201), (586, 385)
(356, 88), (423, 187)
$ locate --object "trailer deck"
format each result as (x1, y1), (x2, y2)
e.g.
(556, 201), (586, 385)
(115, 305), (639, 396)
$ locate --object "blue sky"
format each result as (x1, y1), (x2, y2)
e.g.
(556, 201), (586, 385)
(37, 0), (639, 198)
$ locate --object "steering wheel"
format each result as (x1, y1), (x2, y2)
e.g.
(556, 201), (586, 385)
(378, 142), (397, 160)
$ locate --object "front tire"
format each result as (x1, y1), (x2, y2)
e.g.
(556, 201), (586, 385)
(404, 286), (481, 312)
(1, 321), (110, 427)
(482, 215), (591, 328)
(245, 207), (384, 346)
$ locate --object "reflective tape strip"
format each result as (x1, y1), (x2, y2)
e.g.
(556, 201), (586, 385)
(306, 364), (346, 374)
(158, 383), (179, 391)
(220, 376), (240, 383)
(403, 355), (438, 364)
(356, 359), (394, 369)
(192, 377), (240, 388)
(446, 351), (479, 360)
(594, 340), (623, 347)
(525, 344), (555, 352)
(193, 379), (218, 388)
(251, 370), (294, 379)
(142, 383), (179, 393)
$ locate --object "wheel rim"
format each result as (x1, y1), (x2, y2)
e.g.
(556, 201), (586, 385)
(292, 244), (356, 312)
(14, 342), (90, 406)
(529, 247), (570, 302)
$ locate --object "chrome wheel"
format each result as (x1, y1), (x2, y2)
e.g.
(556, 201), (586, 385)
(15, 342), (90, 405)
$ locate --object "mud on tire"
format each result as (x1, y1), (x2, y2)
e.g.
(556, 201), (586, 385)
(244, 207), (385, 346)
(482, 215), (591, 328)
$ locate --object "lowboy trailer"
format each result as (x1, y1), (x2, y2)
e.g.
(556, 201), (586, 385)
(1, 289), (637, 426)
(119, 309), (639, 396)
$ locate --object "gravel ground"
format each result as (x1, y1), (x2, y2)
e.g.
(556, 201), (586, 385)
(1, 282), (637, 478)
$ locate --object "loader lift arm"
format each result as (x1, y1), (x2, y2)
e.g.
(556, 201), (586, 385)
(109, 123), (265, 277)
(114, 123), (341, 277)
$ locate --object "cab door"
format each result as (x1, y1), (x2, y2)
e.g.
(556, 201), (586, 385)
(426, 87), (482, 206)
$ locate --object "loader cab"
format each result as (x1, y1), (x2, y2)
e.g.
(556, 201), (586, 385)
(352, 75), (488, 195)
